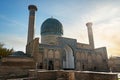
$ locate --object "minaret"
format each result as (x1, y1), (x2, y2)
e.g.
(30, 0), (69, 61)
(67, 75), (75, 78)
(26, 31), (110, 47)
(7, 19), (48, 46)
(86, 22), (94, 49)
(27, 5), (37, 44)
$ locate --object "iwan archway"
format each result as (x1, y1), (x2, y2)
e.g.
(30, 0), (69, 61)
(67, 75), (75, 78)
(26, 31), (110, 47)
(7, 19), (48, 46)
(63, 45), (75, 69)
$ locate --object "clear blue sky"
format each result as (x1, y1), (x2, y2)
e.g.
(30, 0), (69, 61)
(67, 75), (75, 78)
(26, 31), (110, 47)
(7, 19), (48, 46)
(0, 0), (120, 57)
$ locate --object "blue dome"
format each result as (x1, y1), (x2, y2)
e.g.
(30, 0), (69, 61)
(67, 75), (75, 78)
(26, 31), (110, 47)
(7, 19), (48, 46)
(41, 18), (63, 36)
(11, 51), (27, 57)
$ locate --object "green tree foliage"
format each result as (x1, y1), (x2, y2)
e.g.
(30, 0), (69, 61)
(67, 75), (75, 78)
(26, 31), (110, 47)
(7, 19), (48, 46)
(0, 42), (14, 57)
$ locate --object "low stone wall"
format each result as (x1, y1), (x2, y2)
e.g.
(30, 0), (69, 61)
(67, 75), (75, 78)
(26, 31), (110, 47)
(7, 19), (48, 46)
(56, 70), (74, 80)
(0, 57), (35, 79)
(29, 70), (62, 80)
(75, 71), (117, 80)
(0, 66), (35, 79)
(29, 70), (57, 80)
(29, 70), (117, 80)
(29, 70), (75, 80)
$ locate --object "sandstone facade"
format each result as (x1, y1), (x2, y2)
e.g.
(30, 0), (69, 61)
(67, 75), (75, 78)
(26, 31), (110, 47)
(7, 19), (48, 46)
(109, 56), (120, 72)
(26, 36), (109, 72)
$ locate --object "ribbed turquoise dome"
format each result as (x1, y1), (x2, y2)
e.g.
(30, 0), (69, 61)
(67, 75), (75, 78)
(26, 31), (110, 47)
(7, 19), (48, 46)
(41, 18), (63, 36)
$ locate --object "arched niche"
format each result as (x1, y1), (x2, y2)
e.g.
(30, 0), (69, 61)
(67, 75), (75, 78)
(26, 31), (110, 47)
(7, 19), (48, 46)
(63, 45), (75, 69)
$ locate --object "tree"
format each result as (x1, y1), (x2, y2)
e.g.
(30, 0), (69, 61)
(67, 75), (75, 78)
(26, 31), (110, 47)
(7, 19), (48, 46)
(0, 42), (14, 57)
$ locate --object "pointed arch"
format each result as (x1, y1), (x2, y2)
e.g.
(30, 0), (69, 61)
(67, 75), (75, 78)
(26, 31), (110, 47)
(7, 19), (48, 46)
(63, 45), (75, 69)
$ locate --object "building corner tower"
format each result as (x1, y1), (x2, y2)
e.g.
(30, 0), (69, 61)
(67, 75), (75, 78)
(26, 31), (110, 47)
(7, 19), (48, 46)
(27, 5), (37, 44)
(86, 22), (94, 49)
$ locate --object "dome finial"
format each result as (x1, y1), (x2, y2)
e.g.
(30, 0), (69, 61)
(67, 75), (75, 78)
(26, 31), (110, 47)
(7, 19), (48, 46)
(51, 16), (53, 18)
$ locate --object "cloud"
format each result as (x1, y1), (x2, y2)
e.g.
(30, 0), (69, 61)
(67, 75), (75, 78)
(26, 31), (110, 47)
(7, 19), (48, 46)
(85, 5), (119, 22)
(75, 4), (120, 57)
(89, 5), (120, 57)
(0, 14), (27, 52)
(56, 3), (120, 57)
(0, 14), (26, 27)
(0, 34), (26, 52)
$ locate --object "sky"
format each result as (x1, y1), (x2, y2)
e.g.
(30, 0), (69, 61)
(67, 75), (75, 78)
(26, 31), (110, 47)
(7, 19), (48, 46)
(0, 0), (120, 57)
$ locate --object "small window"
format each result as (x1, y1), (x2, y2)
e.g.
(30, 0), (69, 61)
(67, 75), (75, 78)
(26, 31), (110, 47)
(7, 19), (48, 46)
(82, 64), (84, 70)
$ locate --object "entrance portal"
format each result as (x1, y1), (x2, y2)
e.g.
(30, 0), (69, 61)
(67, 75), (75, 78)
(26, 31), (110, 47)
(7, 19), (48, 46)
(63, 45), (75, 69)
(48, 60), (54, 70)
